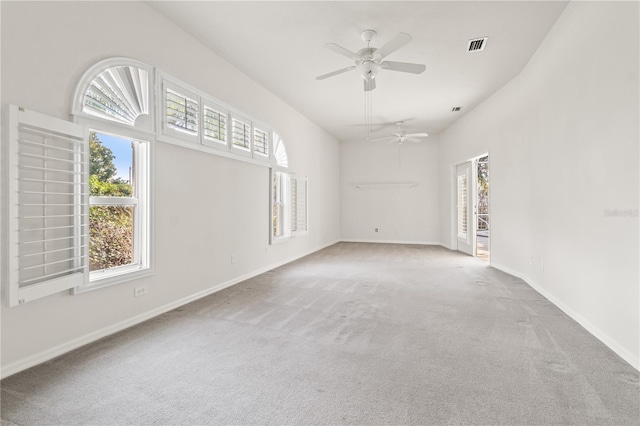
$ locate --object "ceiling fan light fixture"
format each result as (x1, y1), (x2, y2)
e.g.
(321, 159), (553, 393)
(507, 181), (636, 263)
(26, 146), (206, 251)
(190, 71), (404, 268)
(358, 61), (381, 80)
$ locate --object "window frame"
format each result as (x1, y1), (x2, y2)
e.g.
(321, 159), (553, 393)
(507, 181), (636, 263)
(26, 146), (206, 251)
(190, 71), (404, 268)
(160, 77), (200, 145)
(201, 97), (229, 150)
(229, 112), (253, 157)
(81, 131), (152, 292)
(270, 169), (291, 243)
(71, 57), (155, 133)
(71, 59), (155, 293)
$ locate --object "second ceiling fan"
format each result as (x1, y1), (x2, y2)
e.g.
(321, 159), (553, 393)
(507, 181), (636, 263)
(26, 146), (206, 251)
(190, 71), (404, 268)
(368, 121), (429, 144)
(316, 30), (426, 91)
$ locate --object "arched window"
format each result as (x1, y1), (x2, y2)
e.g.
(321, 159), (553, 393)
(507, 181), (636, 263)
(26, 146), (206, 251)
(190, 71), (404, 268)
(73, 58), (153, 132)
(72, 58), (153, 290)
(270, 133), (306, 242)
(273, 133), (288, 169)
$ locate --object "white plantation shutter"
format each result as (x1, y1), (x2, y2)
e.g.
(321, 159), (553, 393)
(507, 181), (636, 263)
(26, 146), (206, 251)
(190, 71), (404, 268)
(457, 174), (468, 238)
(253, 127), (269, 157)
(291, 176), (308, 236)
(8, 105), (89, 306)
(231, 117), (251, 151)
(82, 65), (149, 127)
(203, 104), (227, 146)
(165, 87), (199, 135)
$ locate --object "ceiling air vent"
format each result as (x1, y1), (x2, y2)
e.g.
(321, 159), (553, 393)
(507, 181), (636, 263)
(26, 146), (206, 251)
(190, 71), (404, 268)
(467, 37), (487, 52)
(452, 107), (462, 112)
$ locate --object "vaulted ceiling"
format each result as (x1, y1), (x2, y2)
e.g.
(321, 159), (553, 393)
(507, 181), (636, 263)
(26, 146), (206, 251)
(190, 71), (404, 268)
(148, 1), (568, 142)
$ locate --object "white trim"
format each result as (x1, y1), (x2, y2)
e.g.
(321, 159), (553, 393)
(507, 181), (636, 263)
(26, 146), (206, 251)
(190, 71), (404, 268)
(0, 239), (340, 379)
(340, 239), (444, 246)
(352, 182), (418, 189)
(491, 262), (639, 371)
(157, 136), (271, 168)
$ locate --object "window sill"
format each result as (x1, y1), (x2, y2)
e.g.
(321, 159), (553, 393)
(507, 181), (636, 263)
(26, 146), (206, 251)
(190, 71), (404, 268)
(72, 266), (154, 295)
(270, 235), (291, 245)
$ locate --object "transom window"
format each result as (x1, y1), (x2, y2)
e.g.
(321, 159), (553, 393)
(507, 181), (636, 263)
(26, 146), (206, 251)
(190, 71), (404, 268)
(232, 117), (251, 151)
(166, 88), (199, 135)
(203, 106), (227, 144)
(253, 128), (269, 156)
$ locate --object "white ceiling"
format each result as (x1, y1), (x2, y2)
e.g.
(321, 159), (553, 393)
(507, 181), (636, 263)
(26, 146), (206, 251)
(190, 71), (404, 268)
(148, 1), (568, 142)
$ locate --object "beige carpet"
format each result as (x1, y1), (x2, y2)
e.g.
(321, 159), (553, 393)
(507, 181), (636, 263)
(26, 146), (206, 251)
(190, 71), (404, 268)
(1, 242), (639, 425)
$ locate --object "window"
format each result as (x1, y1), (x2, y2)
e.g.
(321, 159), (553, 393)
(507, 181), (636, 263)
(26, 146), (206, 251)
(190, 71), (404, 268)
(232, 117), (251, 152)
(272, 171), (290, 240)
(74, 59), (153, 291)
(166, 88), (199, 135)
(82, 65), (150, 126)
(273, 133), (288, 168)
(88, 132), (150, 284)
(253, 127), (269, 157)
(203, 104), (227, 147)
(270, 135), (307, 242)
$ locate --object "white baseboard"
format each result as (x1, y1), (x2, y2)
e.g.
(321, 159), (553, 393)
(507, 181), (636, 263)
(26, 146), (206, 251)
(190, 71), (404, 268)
(491, 262), (639, 371)
(340, 239), (443, 246)
(1, 240), (340, 379)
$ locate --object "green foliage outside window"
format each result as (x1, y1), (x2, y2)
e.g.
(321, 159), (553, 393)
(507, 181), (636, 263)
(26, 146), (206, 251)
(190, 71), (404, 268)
(89, 132), (134, 271)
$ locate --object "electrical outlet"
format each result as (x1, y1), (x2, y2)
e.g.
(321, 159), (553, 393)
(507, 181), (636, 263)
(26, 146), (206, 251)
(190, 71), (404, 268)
(134, 286), (147, 297)
(231, 253), (238, 264)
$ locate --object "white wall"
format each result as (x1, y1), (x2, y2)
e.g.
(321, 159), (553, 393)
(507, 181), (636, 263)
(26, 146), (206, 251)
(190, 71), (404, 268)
(340, 137), (440, 244)
(1, 1), (340, 375)
(438, 1), (639, 368)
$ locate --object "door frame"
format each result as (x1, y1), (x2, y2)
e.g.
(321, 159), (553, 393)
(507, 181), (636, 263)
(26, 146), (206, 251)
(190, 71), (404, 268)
(450, 152), (490, 258)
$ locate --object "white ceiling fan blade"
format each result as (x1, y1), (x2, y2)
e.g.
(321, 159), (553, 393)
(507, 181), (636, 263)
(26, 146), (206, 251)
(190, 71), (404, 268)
(375, 32), (412, 59)
(381, 61), (426, 74)
(316, 66), (356, 80)
(364, 78), (376, 91)
(352, 118), (416, 130)
(324, 43), (359, 60)
(405, 132), (429, 138)
(405, 137), (422, 143)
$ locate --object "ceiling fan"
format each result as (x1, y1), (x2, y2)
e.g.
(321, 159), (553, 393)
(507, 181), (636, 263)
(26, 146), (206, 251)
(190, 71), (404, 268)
(367, 121), (429, 144)
(316, 30), (426, 91)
